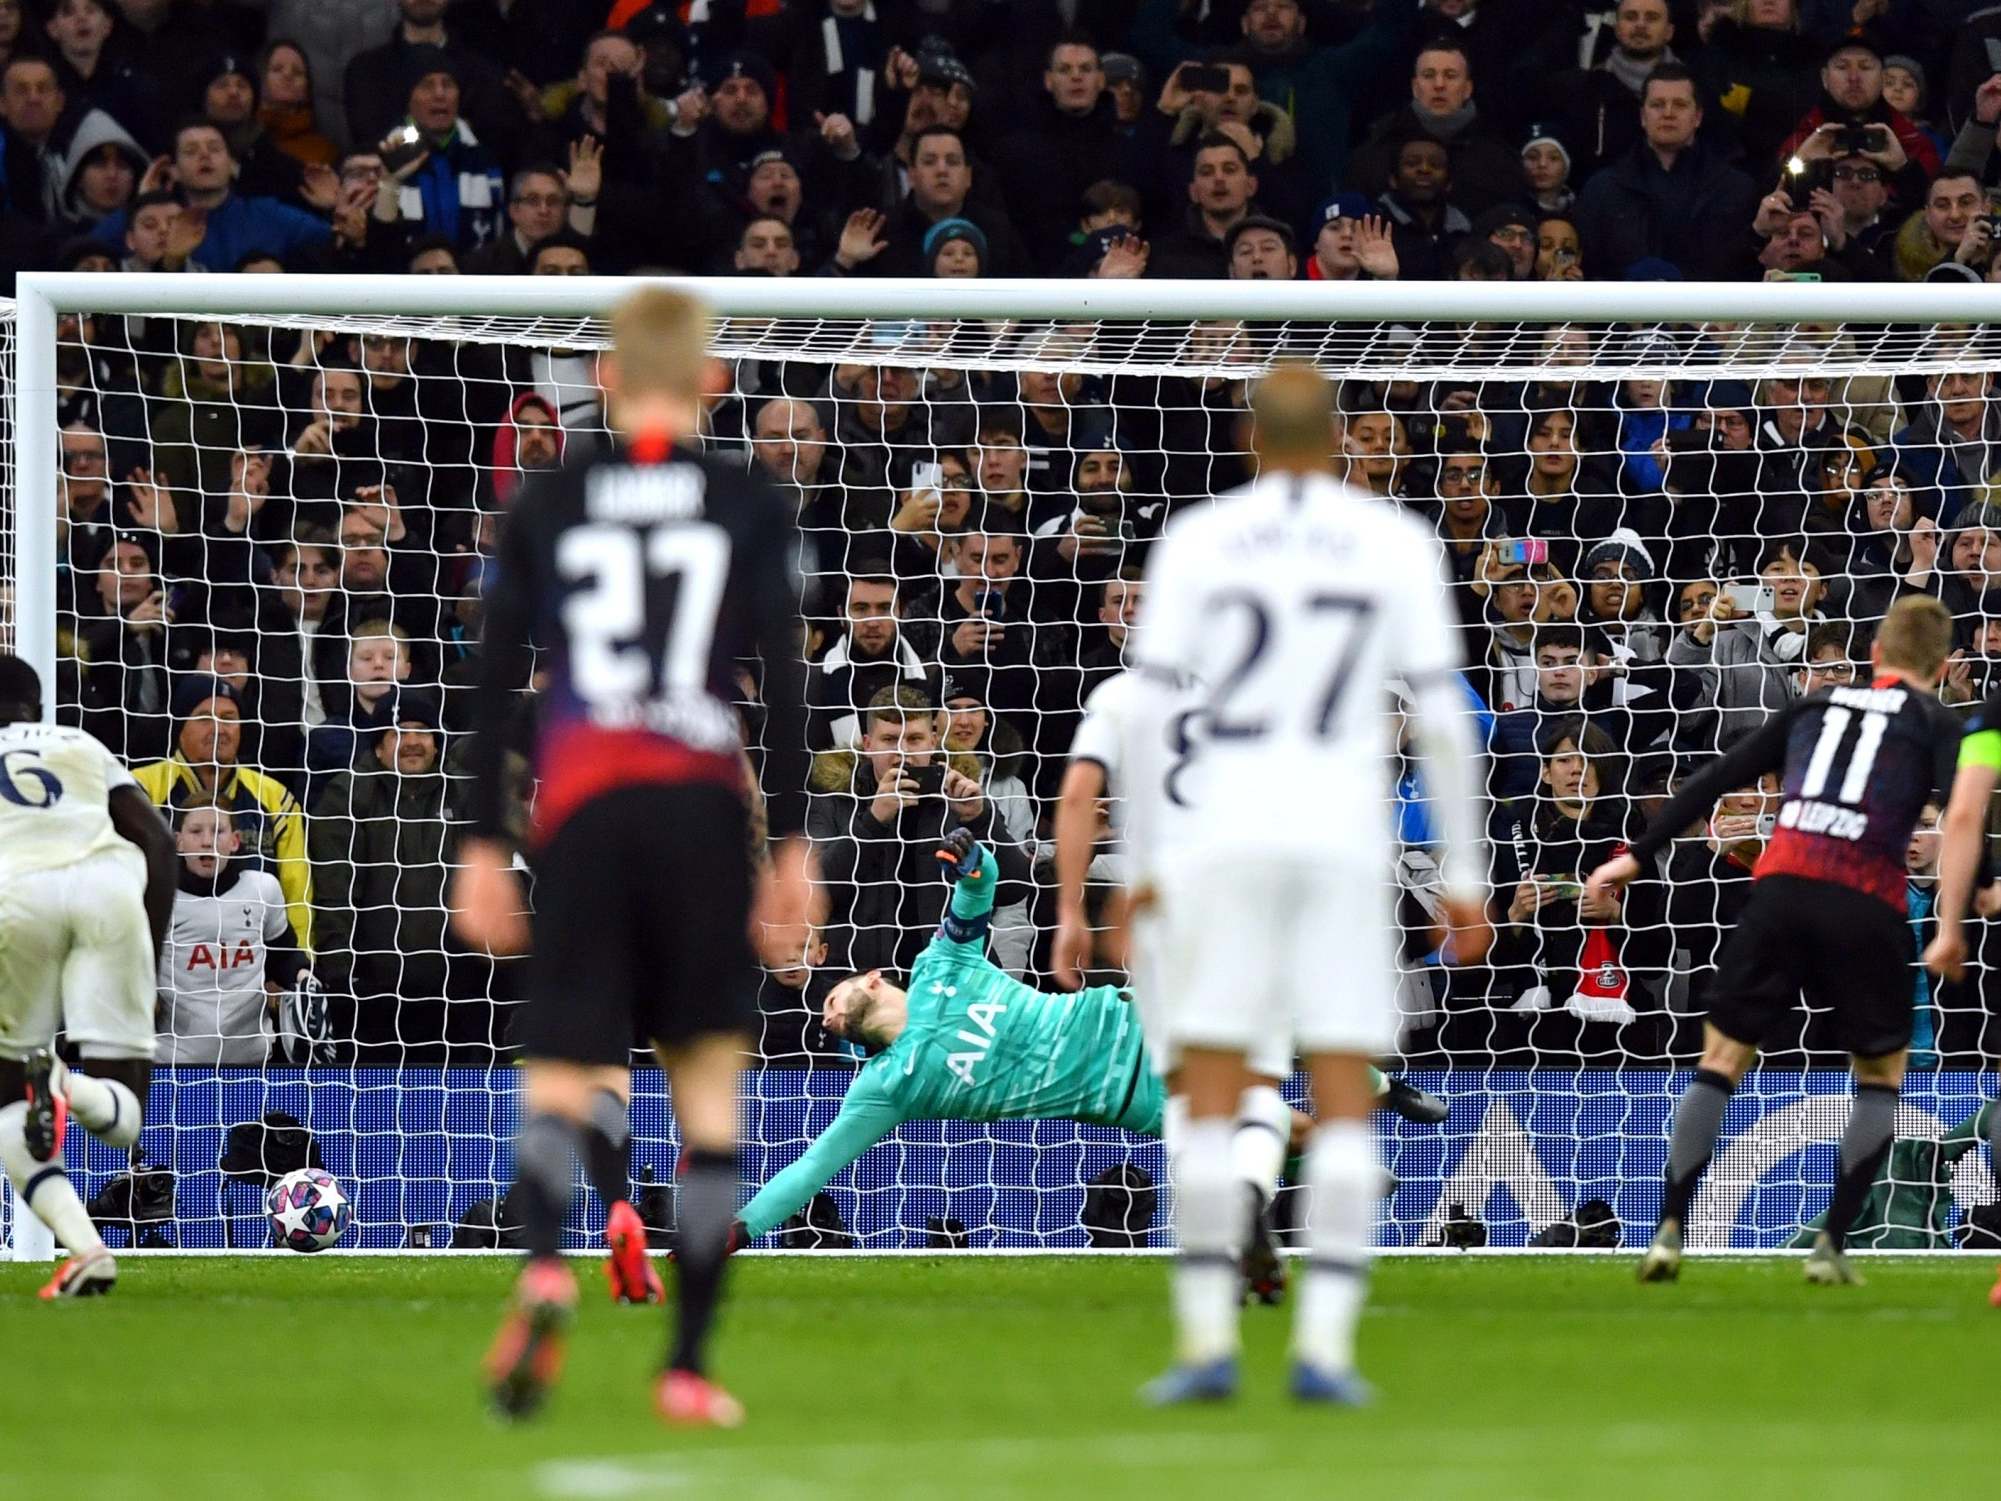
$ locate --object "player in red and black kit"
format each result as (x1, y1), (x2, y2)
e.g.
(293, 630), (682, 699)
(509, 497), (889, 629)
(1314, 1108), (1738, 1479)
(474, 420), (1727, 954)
(452, 289), (813, 1428)
(1587, 597), (1960, 1288)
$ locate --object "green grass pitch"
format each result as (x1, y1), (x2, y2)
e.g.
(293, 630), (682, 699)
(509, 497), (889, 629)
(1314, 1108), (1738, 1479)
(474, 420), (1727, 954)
(1, 1254), (1992, 1500)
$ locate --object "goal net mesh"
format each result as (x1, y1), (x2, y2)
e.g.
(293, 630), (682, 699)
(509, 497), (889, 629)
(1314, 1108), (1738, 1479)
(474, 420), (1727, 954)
(13, 296), (2001, 1253)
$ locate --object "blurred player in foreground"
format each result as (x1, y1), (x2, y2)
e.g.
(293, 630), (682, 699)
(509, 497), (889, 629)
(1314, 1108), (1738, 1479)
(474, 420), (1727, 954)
(730, 833), (1449, 1246)
(1127, 367), (1490, 1406)
(1590, 596), (1961, 1288)
(1049, 664), (1449, 1305)
(0, 652), (176, 1297)
(453, 288), (813, 1427)
(1917, 669), (2001, 1307)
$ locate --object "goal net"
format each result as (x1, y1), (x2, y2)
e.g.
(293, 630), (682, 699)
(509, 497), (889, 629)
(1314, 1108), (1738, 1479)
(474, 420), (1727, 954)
(4, 274), (1999, 1255)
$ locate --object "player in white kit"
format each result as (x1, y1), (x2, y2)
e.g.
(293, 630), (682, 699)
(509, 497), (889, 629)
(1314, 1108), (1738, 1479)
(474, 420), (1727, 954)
(1051, 666), (1450, 1304)
(0, 654), (176, 1298)
(1126, 369), (1490, 1406)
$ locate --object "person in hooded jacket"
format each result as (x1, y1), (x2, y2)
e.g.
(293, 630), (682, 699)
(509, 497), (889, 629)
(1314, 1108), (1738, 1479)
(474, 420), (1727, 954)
(309, 688), (499, 1061)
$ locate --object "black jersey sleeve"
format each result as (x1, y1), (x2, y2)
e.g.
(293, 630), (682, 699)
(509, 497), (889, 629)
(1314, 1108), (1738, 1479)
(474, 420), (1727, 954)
(744, 485), (812, 841)
(1931, 699), (1966, 801)
(1629, 706), (1796, 866)
(465, 473), (553, 842)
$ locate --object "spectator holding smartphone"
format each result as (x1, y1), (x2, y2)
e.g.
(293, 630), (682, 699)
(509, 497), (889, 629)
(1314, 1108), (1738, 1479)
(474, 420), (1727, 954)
(1660, 771), (1782, 1052)
(1487, 719), (1646, 1056)
(807, 686), (1027, 976)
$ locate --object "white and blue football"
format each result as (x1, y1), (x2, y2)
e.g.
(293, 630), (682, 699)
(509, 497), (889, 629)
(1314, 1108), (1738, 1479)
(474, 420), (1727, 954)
(267, 1168), (351, 1252)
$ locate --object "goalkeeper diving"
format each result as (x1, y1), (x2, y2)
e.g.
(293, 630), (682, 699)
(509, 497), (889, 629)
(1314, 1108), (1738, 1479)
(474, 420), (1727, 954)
(734, 831), (1445, 1243)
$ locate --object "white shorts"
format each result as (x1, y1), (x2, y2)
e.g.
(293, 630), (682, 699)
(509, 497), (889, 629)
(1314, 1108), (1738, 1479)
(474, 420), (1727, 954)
(0, 847), (155, 1061)
(1133, 907), (1294, 1083)
(1150, 852), (1395, 1065)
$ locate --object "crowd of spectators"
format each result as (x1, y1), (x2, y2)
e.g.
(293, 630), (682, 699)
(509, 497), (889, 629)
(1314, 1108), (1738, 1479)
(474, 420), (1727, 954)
(18, 0), (2001, 1074)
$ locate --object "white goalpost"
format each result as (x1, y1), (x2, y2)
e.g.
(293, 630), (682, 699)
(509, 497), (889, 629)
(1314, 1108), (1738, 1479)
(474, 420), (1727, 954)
(5, 271), (2001, 1260)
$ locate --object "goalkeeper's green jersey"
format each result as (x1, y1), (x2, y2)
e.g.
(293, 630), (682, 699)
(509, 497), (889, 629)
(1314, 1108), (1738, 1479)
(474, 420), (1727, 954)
(739, 845), (1163, 1238)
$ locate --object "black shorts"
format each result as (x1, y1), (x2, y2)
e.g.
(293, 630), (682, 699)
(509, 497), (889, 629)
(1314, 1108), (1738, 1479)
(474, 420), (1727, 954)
(519, 782), (756, 1066)
(1707, 875), (1916, 1059)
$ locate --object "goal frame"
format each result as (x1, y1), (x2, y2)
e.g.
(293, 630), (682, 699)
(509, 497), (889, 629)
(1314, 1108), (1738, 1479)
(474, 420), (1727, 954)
(17, 269), (1996, 737)
(6, 271), (2000, 1260)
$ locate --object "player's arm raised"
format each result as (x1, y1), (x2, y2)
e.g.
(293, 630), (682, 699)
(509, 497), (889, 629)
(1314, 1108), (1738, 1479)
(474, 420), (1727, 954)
(1587, 710), (1792, 904)
(109, 784), (176, 960)
(746, 494), (818, 965)
(1396, 528), (1492, 965)
(1050, 758), (1107, 989)
(1401, 669), (1492, 964)
(453, 476), (545, 956)
(1924, 717), (2000, 980)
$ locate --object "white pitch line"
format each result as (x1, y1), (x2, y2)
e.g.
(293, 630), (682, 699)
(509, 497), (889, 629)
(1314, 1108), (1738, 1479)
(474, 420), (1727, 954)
(535, 1432), (1274, 1499)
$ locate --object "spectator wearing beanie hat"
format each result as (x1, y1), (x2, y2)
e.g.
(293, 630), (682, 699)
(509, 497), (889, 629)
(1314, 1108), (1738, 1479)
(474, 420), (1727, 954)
(1472, 202), (1537, 279)
(197, 53), (312, 209)
(925, 215), (987, 277)
(1580, 527), (1667, 667)
(1880, 55), (1946, 164)
(343, 0), (511, 158)
(1308, 193), (1398, 281)
(368, 45), (506, 251)
(133, 674), (314, 950)
(1519, 123), (1574, 215)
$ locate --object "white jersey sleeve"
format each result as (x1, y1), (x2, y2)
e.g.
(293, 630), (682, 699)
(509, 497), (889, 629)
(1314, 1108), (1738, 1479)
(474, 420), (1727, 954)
(1385, 521), (1486, 898)
(1069, 671), (1136, 786)
(0, 722), (141, 880)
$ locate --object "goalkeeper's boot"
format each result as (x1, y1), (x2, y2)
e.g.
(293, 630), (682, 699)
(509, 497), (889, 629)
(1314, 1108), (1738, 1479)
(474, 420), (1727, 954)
(22, 1046), (68, 1161)
(1139, 1356), (1238, 1406)
(38, 1246), (115, 1301)
(1987, 1264), (2001, 1310)
(1803, 1233), (1865, 1287)
(656, 1369), (746, 1429)
(1290, 1362), (1374, 1408)
(1240, 1188), (1287, 1307)
(1636, 1221), (1682, 1283)
(1381, 1077), (1450, 1127)
(486, 1256), (577, 1421)
(603, 1200), (664, 1306)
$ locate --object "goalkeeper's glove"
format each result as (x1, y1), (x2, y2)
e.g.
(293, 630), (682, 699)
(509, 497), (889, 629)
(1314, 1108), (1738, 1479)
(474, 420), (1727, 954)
(274, 973), (336, 1064)
(936, 827), (985, 883)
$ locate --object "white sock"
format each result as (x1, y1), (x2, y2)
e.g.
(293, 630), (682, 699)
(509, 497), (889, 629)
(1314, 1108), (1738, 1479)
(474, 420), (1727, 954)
(0, 1101), (104, 1255)
(1170, 1118), (1240, 1364)
(1161, 1094), (1189, 1165)
(1293, 1120), (1376, 1375)
(1232, 1084), (1290, 1214)
(55, 1061), (142, 1149)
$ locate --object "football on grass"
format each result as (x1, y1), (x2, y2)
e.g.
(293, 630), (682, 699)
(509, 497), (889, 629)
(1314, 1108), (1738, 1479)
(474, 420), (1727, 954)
(267, 1168), (351, 1252)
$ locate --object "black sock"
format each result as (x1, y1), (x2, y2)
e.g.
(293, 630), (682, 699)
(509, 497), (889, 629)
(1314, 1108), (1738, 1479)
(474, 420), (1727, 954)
(669, 1148), (740, 1375)
(582, 1089), (631, 1209)
(1824, 1083), (1898, 1251)
(513, 1114), (579, 1260)
(1661, 1069), (1734, 1231)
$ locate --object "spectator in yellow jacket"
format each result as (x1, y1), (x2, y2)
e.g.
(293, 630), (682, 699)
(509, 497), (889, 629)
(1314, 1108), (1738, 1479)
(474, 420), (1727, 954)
(132, 676), (312, 950)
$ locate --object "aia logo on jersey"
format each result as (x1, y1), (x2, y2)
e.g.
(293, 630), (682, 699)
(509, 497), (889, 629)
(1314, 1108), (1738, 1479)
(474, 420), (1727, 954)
(186, 942), (258, 973)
